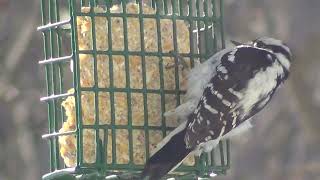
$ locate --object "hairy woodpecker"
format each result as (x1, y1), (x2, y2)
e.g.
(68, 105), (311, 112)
(141, 37), (292, 180)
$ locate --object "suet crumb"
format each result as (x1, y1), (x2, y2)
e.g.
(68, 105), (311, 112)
(59, 2), (196, 168)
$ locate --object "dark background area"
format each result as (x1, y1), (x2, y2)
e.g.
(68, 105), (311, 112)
(0, 0), (319, 179)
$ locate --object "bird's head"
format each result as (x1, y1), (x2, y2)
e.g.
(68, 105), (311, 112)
(231, 37), (292, 70)
(252, 37), (292, 70)
(252, 37), (292, 61)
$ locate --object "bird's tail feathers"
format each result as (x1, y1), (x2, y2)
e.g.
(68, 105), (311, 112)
(150, 120), (188, 156)
(141, 128), (192, 180)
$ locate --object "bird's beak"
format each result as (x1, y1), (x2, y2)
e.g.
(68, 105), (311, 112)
(230, 40), (243, 46)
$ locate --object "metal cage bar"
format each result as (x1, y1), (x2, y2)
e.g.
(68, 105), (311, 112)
(39, 0), (230, 179)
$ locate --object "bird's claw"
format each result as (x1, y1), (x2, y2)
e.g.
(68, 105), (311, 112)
(165, 50), (189, 70)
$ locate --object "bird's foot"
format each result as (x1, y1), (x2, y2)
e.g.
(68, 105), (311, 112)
(165, 50), (189, 71)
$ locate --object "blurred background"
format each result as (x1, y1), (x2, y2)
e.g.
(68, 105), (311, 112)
(0, 0), (319, 179)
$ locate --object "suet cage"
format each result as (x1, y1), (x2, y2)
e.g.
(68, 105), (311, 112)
(38, 0), (230, 179)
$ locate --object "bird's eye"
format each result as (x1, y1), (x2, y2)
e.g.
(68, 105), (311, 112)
(256, 41), (265, 48)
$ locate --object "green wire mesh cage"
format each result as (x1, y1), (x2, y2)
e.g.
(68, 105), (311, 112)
(38, 0), (230, 179)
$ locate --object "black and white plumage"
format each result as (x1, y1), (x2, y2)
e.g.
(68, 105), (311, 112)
(141, 37), (292, 180)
